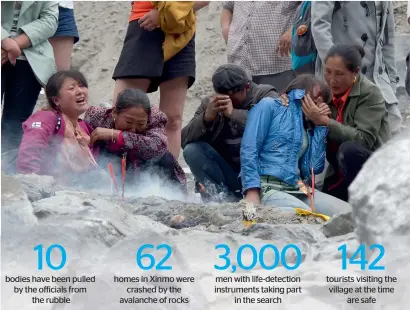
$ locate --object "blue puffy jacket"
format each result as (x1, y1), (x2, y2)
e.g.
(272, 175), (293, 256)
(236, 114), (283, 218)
(240, 89), (328, 193)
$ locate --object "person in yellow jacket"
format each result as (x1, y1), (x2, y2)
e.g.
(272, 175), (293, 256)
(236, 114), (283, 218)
(112, 1), (209, 159)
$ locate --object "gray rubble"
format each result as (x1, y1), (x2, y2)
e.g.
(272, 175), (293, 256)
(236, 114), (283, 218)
(320, 212), (354, 238)
(3, 128), (410, 309)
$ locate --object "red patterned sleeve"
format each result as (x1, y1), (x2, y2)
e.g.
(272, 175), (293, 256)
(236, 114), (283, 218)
(84, 106), (107, 130)
(121, 107), (168, 161)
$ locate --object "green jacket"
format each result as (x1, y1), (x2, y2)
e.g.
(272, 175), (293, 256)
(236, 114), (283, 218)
(326, 75), (391, 178)
(328, 75), (391, 151)
(1, 1), (58, 86)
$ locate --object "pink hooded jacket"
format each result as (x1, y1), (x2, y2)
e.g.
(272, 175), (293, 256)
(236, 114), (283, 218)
(16, 110), (97, 175)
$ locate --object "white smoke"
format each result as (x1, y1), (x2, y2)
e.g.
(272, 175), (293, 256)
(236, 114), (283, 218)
(72, 155), (200, 204)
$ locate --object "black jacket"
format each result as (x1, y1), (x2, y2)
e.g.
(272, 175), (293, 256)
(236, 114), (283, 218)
(181, 82), (278, 152)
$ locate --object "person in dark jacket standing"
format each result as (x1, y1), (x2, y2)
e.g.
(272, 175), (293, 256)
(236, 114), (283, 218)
(181, 64), (278, 202)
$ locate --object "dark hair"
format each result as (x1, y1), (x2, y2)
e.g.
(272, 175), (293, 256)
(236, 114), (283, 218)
(46, 70), (88, 109)
(324, 44), (365, 72)
(116, 88), (151, 114)
(283, 74), (332, 104)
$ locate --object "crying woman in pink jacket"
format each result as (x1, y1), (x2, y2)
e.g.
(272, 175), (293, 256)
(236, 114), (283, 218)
(16, 70), (99, 185)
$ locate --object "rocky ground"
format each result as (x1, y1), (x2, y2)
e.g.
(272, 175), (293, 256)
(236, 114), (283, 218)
(2, 128), (410, 309)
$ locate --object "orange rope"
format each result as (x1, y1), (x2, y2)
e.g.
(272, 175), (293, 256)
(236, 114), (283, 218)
(108, 163), (119, 196)
(121, 154), (126, 199)
(309, 167), (316, 213)
(311, 167), (315, 196)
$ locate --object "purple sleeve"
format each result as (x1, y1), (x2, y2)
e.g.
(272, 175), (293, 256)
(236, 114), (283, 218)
(120, 107), (168, 161)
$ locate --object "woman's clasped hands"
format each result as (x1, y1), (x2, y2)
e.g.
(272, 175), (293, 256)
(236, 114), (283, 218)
(280, 93), (330, 126)
(302, 94), (330, 126)
(1, 38), (22, 65)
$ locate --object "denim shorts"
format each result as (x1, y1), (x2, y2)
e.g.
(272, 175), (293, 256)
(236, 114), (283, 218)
(53, 7), (79, 43)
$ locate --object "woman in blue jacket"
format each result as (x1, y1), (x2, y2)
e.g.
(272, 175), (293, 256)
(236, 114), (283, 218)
(241, 74), (351, 216)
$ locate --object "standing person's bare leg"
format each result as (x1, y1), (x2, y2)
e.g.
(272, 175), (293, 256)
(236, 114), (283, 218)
(159, 76), (188, 159)
(112, 78), (151, 106)
(49, 37), (74, 71)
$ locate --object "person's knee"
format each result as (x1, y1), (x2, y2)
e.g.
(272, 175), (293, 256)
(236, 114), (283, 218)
(183, 142), (202, 165)
(337, 141), (370, 183)
(313, 191), (352, 216)
(337, 141), (363, 165)
(183, 141), (213, 166)
(338, 141), (370, 161)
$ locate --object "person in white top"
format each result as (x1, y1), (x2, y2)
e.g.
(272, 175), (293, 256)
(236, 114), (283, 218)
(49, 1), (79, 70)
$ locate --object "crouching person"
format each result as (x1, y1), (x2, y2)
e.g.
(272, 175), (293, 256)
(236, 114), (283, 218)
(16, 70), (98, 185)
(84, 88), (186, 192)
(241, 75), (352, 216)
(318, 45), (391, 202)
(181, 64), (278, 202)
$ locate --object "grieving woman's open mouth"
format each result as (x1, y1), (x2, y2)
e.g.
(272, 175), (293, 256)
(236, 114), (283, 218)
(76, 97), (87, 105)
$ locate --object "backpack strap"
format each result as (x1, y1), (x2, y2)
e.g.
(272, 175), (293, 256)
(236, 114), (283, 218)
(300, 1), (310, 17)
(55, 114), (62, 134)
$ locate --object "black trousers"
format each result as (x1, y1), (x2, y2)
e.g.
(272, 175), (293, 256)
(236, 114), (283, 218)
(140, 150), (180, 184)
(1, 60), (42, 151)
(183, 141), (242, 201)
(323, 141), (372, 202)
